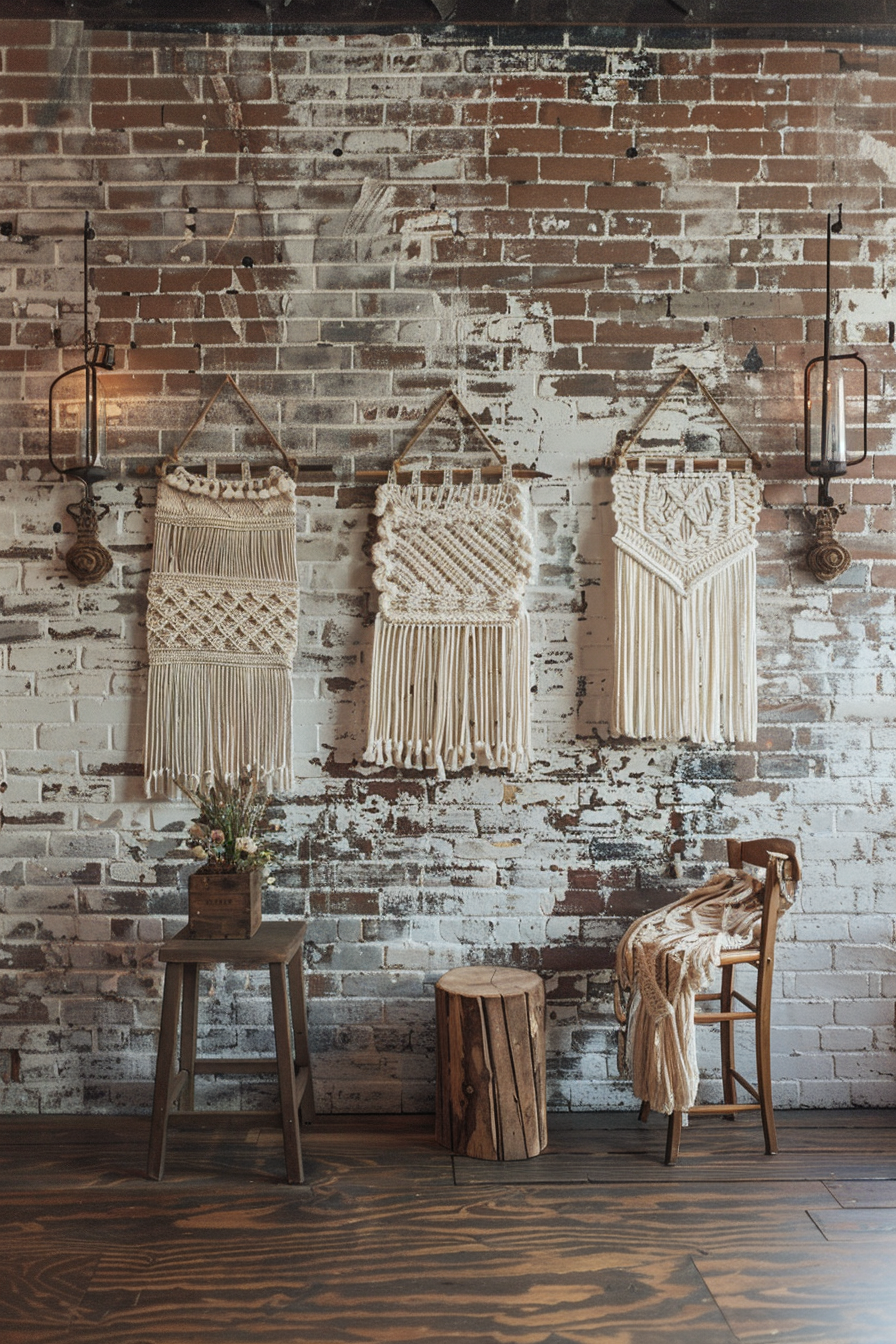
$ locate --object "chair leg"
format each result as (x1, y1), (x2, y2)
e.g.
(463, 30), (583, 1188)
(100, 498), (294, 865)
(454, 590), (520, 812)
(146, 962), (184, 1182)
(665, 1110), (683, 1166)
(720, 963), (737, 1116)
(638, 1099), (650, 1123)
(756, 984), (777, 1156)
(270, 960), (304, 1184)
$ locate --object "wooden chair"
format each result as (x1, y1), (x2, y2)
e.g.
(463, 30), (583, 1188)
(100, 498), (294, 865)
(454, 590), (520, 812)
(649, 837), (801, 1165)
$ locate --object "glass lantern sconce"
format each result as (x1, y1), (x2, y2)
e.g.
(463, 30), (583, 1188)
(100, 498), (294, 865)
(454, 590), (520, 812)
(803, 205), (868, 582)
(47, 211), (116, 584)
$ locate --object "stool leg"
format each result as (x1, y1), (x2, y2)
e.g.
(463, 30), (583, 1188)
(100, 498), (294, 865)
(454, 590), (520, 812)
(180, 962), (199, 1112)
(287, 948), (315, 1124)
(270, 961), (303, 1184)
(147, 962), (184, 1182)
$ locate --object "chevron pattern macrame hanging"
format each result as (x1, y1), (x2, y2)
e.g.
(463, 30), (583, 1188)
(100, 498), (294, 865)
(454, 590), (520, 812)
(612, 461), (761, 744)
(609, 369), (763, 745)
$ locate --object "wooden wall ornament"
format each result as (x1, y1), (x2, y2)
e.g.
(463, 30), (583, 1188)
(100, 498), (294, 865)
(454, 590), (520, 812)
(63, 490), (113, 584)
(806, 504), (851, 582)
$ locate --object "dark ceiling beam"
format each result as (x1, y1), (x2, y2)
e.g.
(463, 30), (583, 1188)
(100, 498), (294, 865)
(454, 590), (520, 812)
(4, 0), (896, 29)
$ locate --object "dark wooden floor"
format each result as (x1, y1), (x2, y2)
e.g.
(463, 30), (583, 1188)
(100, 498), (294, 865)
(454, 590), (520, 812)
(2, 1109), (896, 1343)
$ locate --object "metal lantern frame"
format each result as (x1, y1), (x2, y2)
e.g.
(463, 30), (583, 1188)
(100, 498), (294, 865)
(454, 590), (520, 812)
(47, 211), (116, 584)
(48, 211), (115, 486)
(803, 207), (868, 510)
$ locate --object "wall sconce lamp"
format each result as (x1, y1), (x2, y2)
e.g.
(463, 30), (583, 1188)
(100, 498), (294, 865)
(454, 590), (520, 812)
(803, 204), (868, 582)
(48, 211), (115, 584)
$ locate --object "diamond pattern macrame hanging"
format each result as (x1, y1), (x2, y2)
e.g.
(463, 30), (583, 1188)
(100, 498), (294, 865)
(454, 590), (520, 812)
(144, 376), (300, 797)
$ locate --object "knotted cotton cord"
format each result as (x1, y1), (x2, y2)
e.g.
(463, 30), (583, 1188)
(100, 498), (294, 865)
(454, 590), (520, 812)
(144, 466), (299, 797)
(612, 461), (761, 744)
(364, 471), (533, 778)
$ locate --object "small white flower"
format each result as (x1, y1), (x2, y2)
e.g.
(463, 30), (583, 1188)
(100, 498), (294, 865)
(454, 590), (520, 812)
(235, 836), (257, 854)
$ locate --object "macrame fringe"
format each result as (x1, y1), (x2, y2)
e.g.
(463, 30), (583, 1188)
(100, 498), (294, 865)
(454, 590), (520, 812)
(613, 547), (757, 743)
(364, 614), (530, 780)
(152, 517), (297, 582)
(145, 661), (294, 799)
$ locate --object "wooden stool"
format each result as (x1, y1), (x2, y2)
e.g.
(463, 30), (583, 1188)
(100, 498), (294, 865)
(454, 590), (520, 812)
(146, 920), (315, 1185)
(435, 966), (548, 1161)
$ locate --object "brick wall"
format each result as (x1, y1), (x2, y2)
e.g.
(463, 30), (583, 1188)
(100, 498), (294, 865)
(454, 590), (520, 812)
(1, 18), (894, 1114)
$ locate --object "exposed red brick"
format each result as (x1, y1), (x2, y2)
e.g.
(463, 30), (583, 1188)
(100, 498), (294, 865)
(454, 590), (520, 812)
(464, 100), (538, 126)
(489, 127), (561, 155)
(507, 182), (587, 210)
(763, 50), (842, 75)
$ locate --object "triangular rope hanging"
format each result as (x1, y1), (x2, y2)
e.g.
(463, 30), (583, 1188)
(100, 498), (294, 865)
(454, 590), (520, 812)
(158, 373), (300, 480)
(607, 366), (763, 472)
(364, 391), (534, 778)
(609, 368), (762, 744)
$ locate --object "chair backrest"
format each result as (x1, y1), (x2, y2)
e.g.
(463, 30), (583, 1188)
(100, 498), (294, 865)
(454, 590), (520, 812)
(726, 837), (801, 985)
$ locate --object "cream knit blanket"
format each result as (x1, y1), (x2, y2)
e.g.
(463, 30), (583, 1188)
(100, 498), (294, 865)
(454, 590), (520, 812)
(614, 869), (764, 1115)
(144, 465), (298, 797)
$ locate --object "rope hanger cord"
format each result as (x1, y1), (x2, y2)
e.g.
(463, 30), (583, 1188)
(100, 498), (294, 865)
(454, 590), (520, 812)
(604, 366), (764, 473)
(157, 374), (300, 481)
(355, 390), (548, 482)
(394, 389), (507, 470)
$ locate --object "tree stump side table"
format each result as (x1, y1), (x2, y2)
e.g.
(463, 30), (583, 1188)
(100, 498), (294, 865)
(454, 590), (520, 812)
(146, 920), (315, 1185)
(435, 966), (548, 1161)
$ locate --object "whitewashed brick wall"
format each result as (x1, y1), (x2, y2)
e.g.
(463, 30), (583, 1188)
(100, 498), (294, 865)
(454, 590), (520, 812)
(0, 20), (894, 1113)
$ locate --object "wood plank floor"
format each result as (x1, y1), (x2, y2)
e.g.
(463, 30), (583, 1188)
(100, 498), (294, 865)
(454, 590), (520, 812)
(1, 1109), (895, 1343)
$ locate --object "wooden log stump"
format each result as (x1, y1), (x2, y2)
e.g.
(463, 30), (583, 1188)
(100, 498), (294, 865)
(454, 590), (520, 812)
(435, 966), (547, 1161)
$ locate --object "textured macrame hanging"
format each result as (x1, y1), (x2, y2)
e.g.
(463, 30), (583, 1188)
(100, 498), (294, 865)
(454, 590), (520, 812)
(610, 369), (763, 744)
(364, 393), (534, 778)
(144, 377), (300, 797)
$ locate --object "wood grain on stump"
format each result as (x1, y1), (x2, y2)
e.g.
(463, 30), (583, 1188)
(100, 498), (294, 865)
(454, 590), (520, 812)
(435, 965), (547, 1161)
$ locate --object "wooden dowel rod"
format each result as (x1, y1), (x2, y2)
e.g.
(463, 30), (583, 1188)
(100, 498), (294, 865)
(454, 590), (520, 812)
(592, 456), (757, 473)
(355, 467), (548, 481)
(192, 1058), (279, 1075)
(183, 463), (333, 477)
(686, 1102), (761, 1115)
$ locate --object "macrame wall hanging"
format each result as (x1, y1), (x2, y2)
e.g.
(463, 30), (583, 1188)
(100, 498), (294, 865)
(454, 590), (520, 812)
(605, 367), (763, 745)
(362, 391), (536, 779)
(144, 376), (300, 798)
